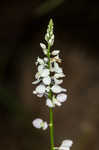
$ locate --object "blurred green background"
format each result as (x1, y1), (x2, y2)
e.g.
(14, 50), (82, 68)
(0, 0), (99, 149)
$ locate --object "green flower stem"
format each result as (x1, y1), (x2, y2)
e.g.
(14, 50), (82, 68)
(47, 44), (55, 150)
(49, 107), (54, 150)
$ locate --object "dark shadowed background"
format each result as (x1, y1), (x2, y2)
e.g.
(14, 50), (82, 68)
(0, 0), (99, 150)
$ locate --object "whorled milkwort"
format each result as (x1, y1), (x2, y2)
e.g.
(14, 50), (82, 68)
(32, 19), (73, 150)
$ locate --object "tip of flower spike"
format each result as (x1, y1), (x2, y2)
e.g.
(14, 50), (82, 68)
(49, 19), (54, 27)
(45, 18), (54, 46)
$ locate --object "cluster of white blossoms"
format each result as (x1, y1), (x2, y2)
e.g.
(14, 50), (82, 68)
(32, 20), (67, 109)
(32, 19), (73, 150)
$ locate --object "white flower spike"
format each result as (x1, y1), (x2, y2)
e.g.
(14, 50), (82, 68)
(32, 19), (74, 150)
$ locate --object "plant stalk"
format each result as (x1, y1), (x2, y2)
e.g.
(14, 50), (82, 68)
(48, 44), (55, 150)
(49, 108), (54, 150)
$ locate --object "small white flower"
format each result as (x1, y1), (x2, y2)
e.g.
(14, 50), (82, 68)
(44, 57), (48, 62)
(54, 77), (63, 85)
(33, 90), (44, 97)
(59, 140), (73, 150)
(32, 79), (41, 85)
(53, 96), (61, 106)
(40, 43), (48, 55)
(43, 122), (48, 130)
(50, 30), (53, 35)
(36, 68), (50, 79)
(33, 90), (37, 94)
(32, 118), (48, 130)
(46, 96), (63, 108)
(51, 85), (66, 94)
(45, 33), (49, 42)
(51, 34), (55, 40)
(61, 140), (73, 147)
(43, 76), (51, 85)
(38, 65), (44, 72)
(56, 93), (67, 103)
(43, 49), (48, 55)
(52, 50), (60, 55)
(40, 43), (46, 49)
(36, 57), (44, 65)
(46, 33), (50, 38)
(54, 73), (65, 79)
(54, 62), (63, 73)
(32, 118), (43, 129)
(36, 85), (46, 94)
(41, 69), (50, 77)
(46, 99), (54, 108)
(35, 72), (41, 80)
(48, 35), (54, 46)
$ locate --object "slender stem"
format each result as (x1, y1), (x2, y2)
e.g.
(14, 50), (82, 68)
(47, 44), (55, 150)
(49, 108), (54, 150)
